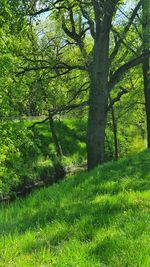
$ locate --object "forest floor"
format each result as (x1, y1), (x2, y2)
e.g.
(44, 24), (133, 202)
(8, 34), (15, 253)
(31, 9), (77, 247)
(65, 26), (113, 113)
(0, 150), (150, 266)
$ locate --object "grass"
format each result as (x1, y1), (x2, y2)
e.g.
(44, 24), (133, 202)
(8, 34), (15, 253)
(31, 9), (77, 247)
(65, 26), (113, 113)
(33, 118), (87, 164)
(0, 150), (150, 266)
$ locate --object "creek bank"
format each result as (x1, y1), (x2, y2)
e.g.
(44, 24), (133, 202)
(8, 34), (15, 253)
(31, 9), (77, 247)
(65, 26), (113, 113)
(0, 163), (86, 203)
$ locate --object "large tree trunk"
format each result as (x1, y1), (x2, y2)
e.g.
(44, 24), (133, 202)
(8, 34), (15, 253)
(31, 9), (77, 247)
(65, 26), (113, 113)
(87, 25), (110, 170)
(142, 0), (150, 148)
(87, 0), (118, 170)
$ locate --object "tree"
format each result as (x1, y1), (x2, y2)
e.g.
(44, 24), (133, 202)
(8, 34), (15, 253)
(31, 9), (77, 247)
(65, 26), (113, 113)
(19, 0), (149, 170)
(87, 0), (119, 169)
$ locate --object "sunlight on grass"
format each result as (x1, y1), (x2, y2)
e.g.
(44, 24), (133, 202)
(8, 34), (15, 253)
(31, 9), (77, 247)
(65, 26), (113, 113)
(0, 150), (150, 266)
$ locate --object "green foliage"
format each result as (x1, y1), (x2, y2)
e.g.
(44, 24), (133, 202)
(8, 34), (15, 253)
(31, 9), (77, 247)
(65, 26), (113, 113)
(32, 118), (86, 164)
(0, 150), (149, 266)
(0, 118), (87, 198)
(0, 121), (40, 197)
(0, 115), (147, 198)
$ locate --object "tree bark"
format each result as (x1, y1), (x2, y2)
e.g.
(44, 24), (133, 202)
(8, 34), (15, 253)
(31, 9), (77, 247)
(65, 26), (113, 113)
(87, 62), (108, 169)
(142, 0), (150, 148)
(87, 6), (111, 170)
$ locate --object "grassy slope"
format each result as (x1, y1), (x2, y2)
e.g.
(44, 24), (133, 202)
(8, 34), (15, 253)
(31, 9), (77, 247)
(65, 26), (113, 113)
(0, 150), (150, 267)
(34, 118), (86, 165)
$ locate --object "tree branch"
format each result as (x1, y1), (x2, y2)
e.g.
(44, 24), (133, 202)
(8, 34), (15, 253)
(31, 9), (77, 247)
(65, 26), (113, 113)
(28, 100), (89, 129)
(110, 0), (142, 62)
(109, 51), (150, 90)
(16, 63), (87, 76)
(107, 87), (128, 111)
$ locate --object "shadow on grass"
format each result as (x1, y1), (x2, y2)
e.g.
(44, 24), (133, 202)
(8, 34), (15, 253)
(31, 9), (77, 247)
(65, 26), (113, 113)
(0, 150), (149, 265)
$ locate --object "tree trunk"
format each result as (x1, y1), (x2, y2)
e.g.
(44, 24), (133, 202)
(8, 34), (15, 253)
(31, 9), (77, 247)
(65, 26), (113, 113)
(87, 29), (110, 170)
(48, 111), (63, 158)
(86, 0), (118, 170)
(142, 0), (150, 148)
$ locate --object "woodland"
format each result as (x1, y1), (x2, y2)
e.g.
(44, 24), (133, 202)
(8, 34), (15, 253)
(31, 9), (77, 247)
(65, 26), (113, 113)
(0, 0), (150, 197)
(0, 1), (150, 266)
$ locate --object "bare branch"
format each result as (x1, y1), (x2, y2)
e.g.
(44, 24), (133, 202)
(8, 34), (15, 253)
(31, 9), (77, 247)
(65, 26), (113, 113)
(16, 63), (87, 76)
(110, 0), (142, 62)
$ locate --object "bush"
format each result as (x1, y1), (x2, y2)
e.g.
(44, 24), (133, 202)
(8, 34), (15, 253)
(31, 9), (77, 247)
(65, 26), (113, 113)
(0, 121), (40, 197)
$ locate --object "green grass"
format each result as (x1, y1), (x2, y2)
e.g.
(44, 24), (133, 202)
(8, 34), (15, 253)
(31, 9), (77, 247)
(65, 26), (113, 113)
(0, 150), (150, 266)
(34, 118), (87, 165)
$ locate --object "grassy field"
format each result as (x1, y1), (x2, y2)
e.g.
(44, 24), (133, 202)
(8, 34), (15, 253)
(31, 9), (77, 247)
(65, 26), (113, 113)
(0, 150), (150, 266)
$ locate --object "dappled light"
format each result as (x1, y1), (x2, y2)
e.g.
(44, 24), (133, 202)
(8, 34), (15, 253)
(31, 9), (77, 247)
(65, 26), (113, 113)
(0, 151), (150, 266)
(0, 0), (150, 266)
